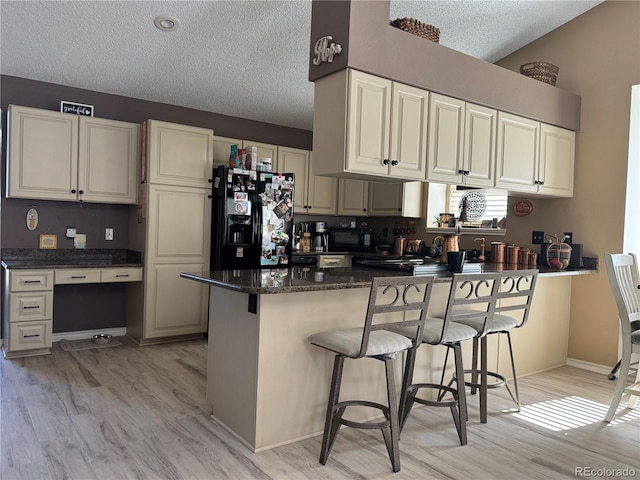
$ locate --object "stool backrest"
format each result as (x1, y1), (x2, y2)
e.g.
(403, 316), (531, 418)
(494, 269), (539, 328)
(359, 276), (434, 358)
(441, 273), (501, 342)
(605, 253), (640, 339)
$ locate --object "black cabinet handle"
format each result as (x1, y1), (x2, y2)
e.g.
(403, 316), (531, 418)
(23, 305), (40, 310)
(115, 274), (130, 278)
(23, 334), (41, 338)
(208, 194), (213, 199)
(78, 190), (84, 195)
(208, 178), (213, 183)
(363, 208), (367, 212)
(458, 169), (464, 175)
(390, 160), (398, 166)
(539, 181), (544, 186)
(383, 159), (390, 165)
(23, 280), (42, 284)
(71, 275), (87, 279)
(71, 189), (76, 194)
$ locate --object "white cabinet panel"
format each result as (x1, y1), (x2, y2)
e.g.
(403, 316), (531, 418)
(495, 112), (539, 193)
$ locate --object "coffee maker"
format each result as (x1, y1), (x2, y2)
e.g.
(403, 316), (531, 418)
(313, 221), (328, 252)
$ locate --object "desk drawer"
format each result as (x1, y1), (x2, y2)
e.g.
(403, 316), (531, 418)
(55, 269), (101, 285)
(101, 267), (143, 283)
(10, 270), (54, 292)
(9, 292), (53, 322)
(9, 320), (52, 351)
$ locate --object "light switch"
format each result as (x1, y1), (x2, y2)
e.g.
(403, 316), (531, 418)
(66, 227), (76, 239)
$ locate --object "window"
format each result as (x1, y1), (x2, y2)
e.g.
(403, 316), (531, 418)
(447, 186), (508, 226)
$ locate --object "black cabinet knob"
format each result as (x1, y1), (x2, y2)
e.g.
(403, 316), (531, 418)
(78, 190), (84, 195)
(208, 178), (213, 183)
(208, 194), (213, 199)
(390, 160), (398, 166)
(383, 159), (390, 165)
(71, 189), (76, 194)
(458, 169), (464, 175)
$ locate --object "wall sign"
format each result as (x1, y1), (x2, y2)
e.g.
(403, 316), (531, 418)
(60, 101), (94, 116)
(313, 36), (343, 65)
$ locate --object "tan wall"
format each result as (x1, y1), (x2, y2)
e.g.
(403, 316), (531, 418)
(495, 0), (640, 366)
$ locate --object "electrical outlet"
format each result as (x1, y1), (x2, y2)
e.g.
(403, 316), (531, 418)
(532, 231), (544, 244)
(105, 228), (114, 241)
(563, 232), (573, 243)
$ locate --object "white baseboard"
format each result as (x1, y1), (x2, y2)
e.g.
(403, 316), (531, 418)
(566, 357), (613, 375)
(52, 327), (127, 342)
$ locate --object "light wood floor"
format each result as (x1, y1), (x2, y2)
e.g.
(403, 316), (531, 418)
(1, 338), (638, 480)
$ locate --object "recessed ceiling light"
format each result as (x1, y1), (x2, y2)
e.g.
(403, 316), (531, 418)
(154, 15), (180, 32)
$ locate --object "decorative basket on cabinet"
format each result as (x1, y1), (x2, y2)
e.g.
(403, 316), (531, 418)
(520, 61), (559, 86)
(390, 17), (440, 43)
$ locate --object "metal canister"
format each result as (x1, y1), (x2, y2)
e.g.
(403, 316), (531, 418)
(519, 248), (530, 265)
(491, 242), (506, 263)
(507, 245), (520, 265)
(529, 252), (538, 267)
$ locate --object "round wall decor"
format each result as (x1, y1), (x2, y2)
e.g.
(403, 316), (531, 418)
(513, 199), (534, 216)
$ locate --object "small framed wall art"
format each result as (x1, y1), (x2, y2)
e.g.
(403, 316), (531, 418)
(39, 234), (58, 250)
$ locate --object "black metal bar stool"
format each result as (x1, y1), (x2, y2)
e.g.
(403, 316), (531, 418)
(395, 273), (500, 445)
(308, 275), (434, 473)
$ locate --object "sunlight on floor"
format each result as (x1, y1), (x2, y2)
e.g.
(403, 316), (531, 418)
(510, 396), (640, 431)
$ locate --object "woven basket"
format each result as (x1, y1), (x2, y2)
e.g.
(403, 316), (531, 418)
(520, 61), (559, 86)
(390, 17), (440, 44)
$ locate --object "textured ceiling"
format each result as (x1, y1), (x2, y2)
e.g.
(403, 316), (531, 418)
(0, 0), (602, 131)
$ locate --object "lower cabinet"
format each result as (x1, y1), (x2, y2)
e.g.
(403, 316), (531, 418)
(2, 267), (142, 358)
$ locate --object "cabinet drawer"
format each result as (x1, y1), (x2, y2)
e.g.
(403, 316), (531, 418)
(9, 292), (53, 322)
(54, 269), (101, 285)
(101, 267), (143, 283)
(9, 320), (52, 351)
(318, 255), (350, 268)
(10, 270), (54, 292)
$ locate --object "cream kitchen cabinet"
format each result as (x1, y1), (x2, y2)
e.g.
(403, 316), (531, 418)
(313, 69), (428, 181)
(127, 119), (213, 345)
(2, 269), (54, 358)
(7, 105), (140, 204)
(426, 95), (496, 188)
(146, 120), (214, 188)
(368, 181), (423, 218)
(495, 113), (574, 197)
(213, 136), (279, 170)
(338, 178), (369, 216)
(278, 147), (337, 215)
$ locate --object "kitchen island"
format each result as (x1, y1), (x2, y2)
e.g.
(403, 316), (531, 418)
(181, 264), (595, 452)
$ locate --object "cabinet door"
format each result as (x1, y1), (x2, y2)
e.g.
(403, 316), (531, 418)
(7, 105), (78, 201)
(495, 112), (539, 193)
(463, 103), (496, 188)
(213, 136), (243, 168)
(277, 147), (310, 212)
(146, 120), (214, 188)
(427, 94), (465, 184)
(346, 70), (391, 176)
(368, 182), (402, 216)
(78, 117), (140, 204)
(144, 184), (211, 338)
(338, 179), (369, 216)
(307, 152), (337, 215)
(389, 84), (428, 180)
(538, 124), (575, 197)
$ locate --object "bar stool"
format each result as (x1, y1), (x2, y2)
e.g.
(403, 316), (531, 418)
(455, 270), (538, 423)
(396, 273), (500, 445)
(308, 275), (434, 473)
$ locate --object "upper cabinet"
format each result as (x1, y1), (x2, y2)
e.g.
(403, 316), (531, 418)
(368, 181), (423, 218)
(314, 69), (428, 181)
(338, 179), (369, 216)
(145, 120), (214, 188)
(495, 112), (574, 197)
(426, 94), (496, 188)
(277, 147), (337, 215)
(7, 105), (140, 204)
(212, 136), (279, 171)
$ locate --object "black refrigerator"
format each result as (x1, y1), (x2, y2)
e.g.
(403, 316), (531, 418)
(211, 165), (295, 270)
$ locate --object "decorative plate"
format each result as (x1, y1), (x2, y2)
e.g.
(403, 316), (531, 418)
(513, 199), (534, 216)
(458, 191), (486, 221)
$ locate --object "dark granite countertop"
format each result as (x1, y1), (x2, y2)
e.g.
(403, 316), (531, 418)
(1, 249), (143, 269)
(181, 263), (597, 295)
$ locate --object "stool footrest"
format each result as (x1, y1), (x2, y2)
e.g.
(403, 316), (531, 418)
(407, 383), (458, 408)
(334, 400), (390, 430)
(462, 369), (506, 390)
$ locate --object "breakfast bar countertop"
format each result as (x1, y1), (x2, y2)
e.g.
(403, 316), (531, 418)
(181, 263), (598, 295)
